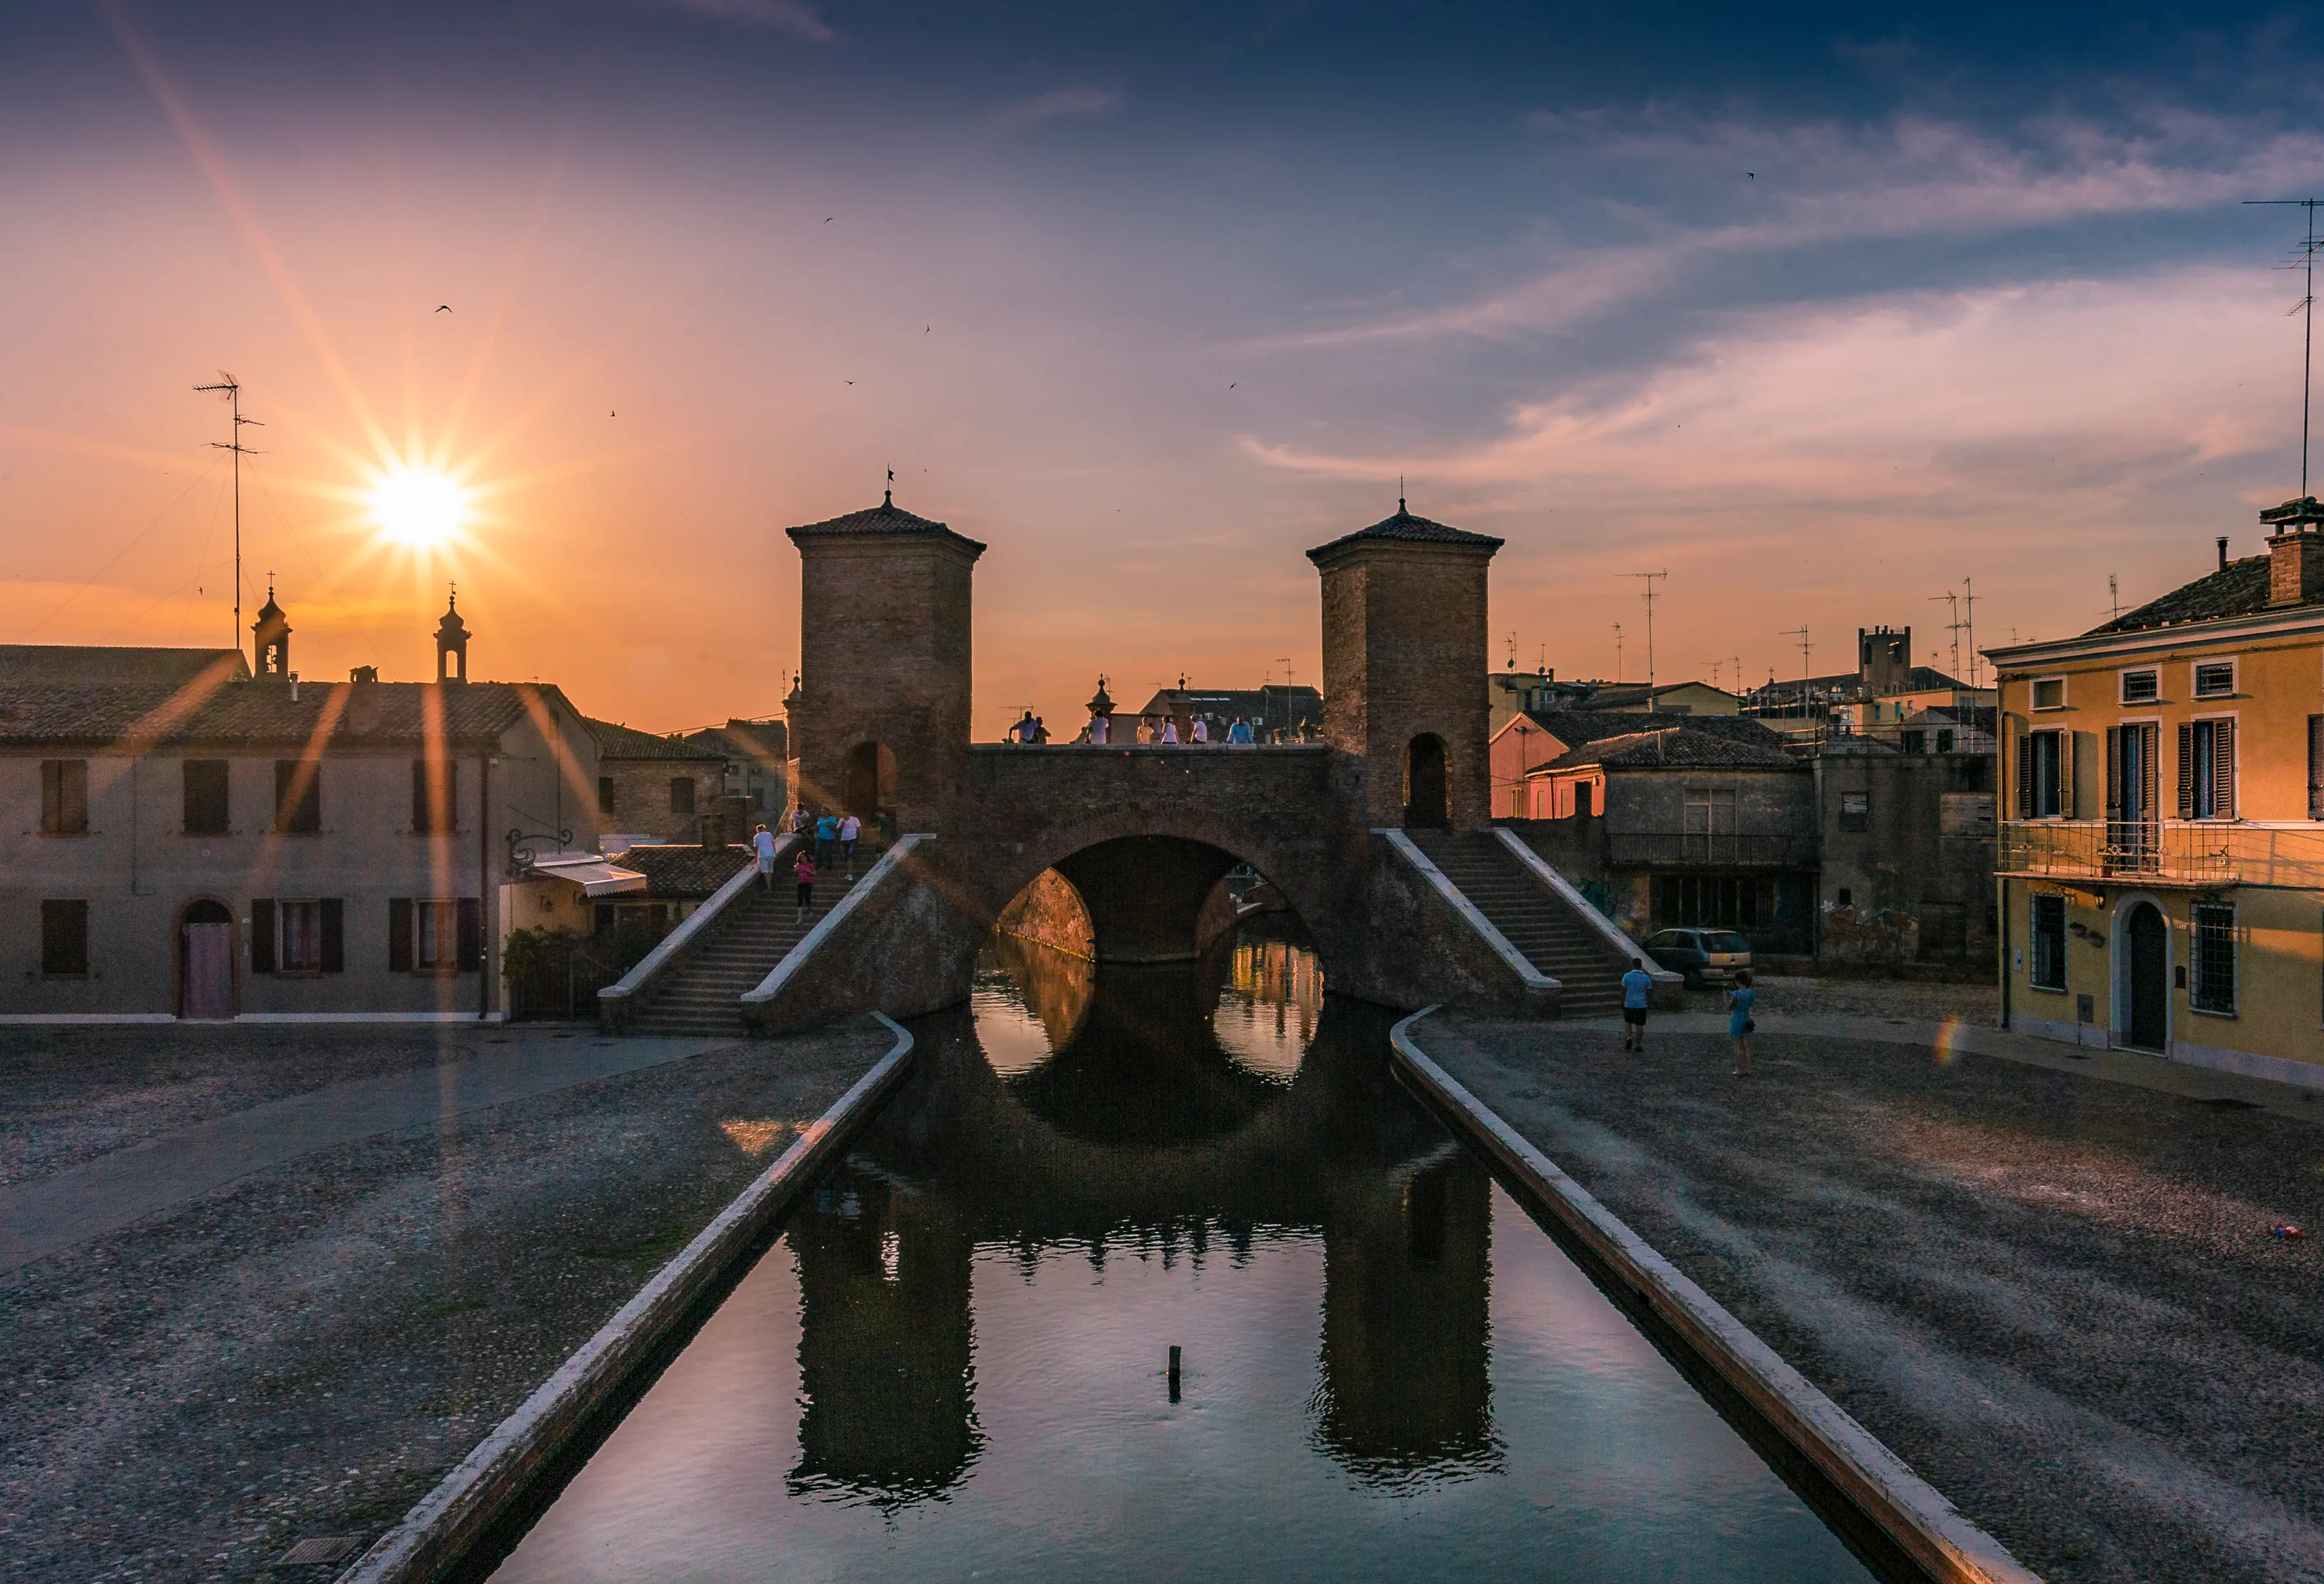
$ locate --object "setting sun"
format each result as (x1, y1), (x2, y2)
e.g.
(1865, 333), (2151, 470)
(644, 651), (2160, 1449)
(367, 463), (468, 548)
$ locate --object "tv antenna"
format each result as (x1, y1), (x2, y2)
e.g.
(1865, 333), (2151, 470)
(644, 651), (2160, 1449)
(2108, 572), (2119, 623)
(1930, 590), (1965, 684)
(1626, 570), (1668, 709)
(1702, 658), (1723, 689)
(1780, 625), (1811, 709)
(194, 374), (263, 664)
(2246, 198), (2324, 498)
(1506, 631), (1517, 671)
(1961, 577), (1978, 691)
(1612, 623), (1623, 684)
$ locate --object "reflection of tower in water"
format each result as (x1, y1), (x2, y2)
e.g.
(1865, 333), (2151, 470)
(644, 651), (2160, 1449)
(788, 1171), (982, 1504)
(1313, 1152), (1498, 1481)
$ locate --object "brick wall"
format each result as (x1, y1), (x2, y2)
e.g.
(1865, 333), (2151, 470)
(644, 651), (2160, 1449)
(597, 758), (718, 843)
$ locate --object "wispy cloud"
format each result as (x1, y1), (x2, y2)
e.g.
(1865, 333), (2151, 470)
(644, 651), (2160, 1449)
(1254, 113), (2324, 351)
(993, 85), (1126, 131)
(657, 0), (832, 41)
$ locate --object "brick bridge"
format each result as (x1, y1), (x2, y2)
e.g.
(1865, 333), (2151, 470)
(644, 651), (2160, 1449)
(600, 493), (1664, 1036)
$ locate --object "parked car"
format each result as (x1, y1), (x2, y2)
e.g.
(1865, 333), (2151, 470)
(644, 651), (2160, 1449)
(1642, 928), (1752, 989)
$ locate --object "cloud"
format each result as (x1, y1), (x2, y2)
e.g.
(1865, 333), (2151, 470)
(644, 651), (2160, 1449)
(992, 86), (1126, 131)
(1255, 112), (2324, 351)
(656, 0), (832, 41)
(1245, 264), (2286, 563)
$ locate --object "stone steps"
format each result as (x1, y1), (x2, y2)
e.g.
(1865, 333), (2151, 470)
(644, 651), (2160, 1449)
(623, 858), (878, 1038)
(1407, 831), (1629, 1015)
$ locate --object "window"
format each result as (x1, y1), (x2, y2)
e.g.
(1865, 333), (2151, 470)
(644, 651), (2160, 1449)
(2192, 902), (2237, 1014)
(39, 760), (88, 835)
(2032, 677), (2066, 710)
(598, 775), (616, 815)
(2107, 723), (2159, 824)
(2018, 729), (2067, 818)
(273, 760), (321, 834)
(1575, 781), (1594, 818)
(2121, 669), (2159, 704)
(2178, 719), (2236, 820)
(1901, 729), (1926, 754)
(279, 901), (322, 970)
(40, 899), (89, 976)
(1839, 791), (1870, 832)
(1836, 887), (1853, 907)
(411, 759), (458, 834)
(2193, 660), (2236, 698)
(669, 776), (696, 816)
(2029, 893), (2067, 991)
(1936, 728), (1955, 754)
(183, 760), (230, 835)
(388, 897), (481, 972)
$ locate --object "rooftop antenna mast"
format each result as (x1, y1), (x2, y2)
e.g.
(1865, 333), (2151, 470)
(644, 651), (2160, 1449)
(1961, 577), (1978, 691)
(1780, 626), (1811, 711)
(1626, 570), (1668, 710)
(194, 373), (262, 665)
(2246, 198), (2324, 499)
(1930, 590), (1964, 684)
(1612, 623), (1624, 684)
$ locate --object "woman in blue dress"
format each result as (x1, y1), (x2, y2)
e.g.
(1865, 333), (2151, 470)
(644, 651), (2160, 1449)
(1725, 970), (1755, 1077)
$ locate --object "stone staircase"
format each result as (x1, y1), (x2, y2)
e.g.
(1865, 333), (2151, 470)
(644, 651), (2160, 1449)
(623, 855), (878, 1038)
(1406, 831), (1629, 1017)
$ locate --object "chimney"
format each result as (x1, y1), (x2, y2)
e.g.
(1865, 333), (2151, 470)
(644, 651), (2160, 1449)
(2262, 497), (2324, 608)
(2218, 536), (2228, 571)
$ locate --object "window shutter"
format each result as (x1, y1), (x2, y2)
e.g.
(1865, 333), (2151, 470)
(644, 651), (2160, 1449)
(2104, 728), (2122, 819)
(251, 898), (276, 973)
(320, 898), (344, 973)
(2311, 717), (2324, 821)
(2141, 723), (2159, 821)
(2176, 723), (2195, 819)
(2060, 731), (2076, 819)
(276, 761), (295, 828)
(388, 898), (413, 972)
(40, 761), (60, 833)
(2216, 718), (2236, 819)
(62, 761), (86, 833)
(411, 761), (428, 830)
(456, 898), (483, 972)
(2017, 732), (2034, 819)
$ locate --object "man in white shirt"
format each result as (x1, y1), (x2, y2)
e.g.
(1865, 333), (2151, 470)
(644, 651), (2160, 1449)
(1191, 716), (1210, 743)
(839, 812), (861, 874)
(1088, 713), (1109, 744)
(752, 824), (778, 891)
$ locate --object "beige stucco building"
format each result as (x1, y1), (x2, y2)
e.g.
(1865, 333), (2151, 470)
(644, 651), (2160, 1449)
(1990, 501), (2324, 1085)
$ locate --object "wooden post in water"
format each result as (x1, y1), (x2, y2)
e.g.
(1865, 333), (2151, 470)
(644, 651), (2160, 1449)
(1168, 1345), (1182, 1403)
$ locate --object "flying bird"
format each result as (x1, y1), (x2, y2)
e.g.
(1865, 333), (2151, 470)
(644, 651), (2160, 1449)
(846, 379), (854, 385)
(1747, 173), (1755, 180)
(824, 216), (833, 223)
(1228, 382), (1236, 389)
(436, 304), (451, 312)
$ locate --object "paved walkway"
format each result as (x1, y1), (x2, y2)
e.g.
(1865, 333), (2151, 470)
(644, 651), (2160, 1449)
(0, 1031), (722, 1272)
(1568, 1009), (2324, 1124)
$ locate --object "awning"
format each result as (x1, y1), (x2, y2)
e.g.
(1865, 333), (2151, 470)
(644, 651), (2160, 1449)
(526, 855), (649, 898)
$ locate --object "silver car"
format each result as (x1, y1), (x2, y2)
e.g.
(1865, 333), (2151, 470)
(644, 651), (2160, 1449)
(1643, 928), (1752, 989)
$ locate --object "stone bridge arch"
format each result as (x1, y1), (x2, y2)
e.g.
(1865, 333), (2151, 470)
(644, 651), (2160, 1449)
(949, 744), (1364, 974)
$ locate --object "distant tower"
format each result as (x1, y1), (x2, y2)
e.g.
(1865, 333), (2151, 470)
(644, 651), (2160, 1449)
(1087, 676), (1113, 718)
(435, 589), (471, 682)
(786, 488), (985, 829)
(251, 583), (292, 679)
(1857, 626), (1911, 695)
(1308, 497), (1503, 830)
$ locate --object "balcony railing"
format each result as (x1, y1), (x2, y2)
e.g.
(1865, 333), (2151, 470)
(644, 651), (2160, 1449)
(1993, 819), (2324, 887)
(1606, 831), (1803, 868)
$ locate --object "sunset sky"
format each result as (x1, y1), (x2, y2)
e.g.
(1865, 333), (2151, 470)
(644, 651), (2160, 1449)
(5, 1), (2323, 735)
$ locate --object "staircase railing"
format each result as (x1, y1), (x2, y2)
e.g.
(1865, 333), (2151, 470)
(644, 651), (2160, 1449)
(598, 835), (793, 1033)
(1379, 828), (1558, 1008)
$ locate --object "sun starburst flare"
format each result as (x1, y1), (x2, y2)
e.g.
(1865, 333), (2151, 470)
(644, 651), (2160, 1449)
(367, 462), (471, 549)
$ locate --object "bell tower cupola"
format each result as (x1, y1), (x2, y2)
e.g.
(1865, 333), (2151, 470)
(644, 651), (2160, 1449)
(252, 580), (292, 679)
(435, 588), (471, 682)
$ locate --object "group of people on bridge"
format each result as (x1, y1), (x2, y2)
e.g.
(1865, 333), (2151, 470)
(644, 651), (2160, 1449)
(1008, 709), (1265, 747)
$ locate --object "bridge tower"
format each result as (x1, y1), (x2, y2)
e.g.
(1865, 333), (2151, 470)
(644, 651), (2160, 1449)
(1308, 500), (1503, 830)
(787, 491), (987, 831)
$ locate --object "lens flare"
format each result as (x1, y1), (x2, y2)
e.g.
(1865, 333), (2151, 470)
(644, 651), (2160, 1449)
(367, 463), (469, 548)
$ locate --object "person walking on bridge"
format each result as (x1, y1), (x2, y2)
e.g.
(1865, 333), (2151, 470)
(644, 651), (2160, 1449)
(752, 823), (778, 891)
(1227, 716), (1254, 745)
(815, 810), (839, 868)
(1620, 958), (1655, 1053)
(792, 847), (818, 922)
(1191, 715), (1210, 743)
(839, 812), (861, 875)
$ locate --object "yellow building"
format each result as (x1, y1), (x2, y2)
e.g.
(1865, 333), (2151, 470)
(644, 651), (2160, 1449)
(1987, 500), (2324, 1086)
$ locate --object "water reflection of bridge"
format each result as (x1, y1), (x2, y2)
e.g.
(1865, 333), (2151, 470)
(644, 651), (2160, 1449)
(785, 935), (1497, 1506)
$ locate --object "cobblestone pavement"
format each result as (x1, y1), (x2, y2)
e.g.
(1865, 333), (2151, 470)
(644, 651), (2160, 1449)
(1421, 1013), (2324, 1584)
(0, 1020), (894, 1583)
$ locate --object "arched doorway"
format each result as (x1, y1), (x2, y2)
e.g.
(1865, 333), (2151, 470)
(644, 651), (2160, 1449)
(180, 899), (236, 1021)
(843, 740), (896, 821)
(1405, 734), (1449, 829)
(2120, 901), (2169, 1052)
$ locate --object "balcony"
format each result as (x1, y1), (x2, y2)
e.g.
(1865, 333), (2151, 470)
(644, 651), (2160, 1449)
(1606, 831), (1804, 868)
(1997, 820), (2286, 887)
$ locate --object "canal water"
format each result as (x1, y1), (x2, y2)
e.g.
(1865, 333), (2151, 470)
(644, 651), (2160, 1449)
(488, 928), (1877, 1583)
